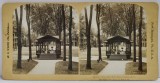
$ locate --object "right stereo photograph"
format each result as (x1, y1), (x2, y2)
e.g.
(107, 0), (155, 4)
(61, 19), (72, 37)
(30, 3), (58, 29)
(79, 3), (147, 75)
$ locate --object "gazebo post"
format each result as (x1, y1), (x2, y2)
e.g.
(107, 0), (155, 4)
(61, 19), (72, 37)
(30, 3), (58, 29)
(42, 42), (44, 51)
(109, 43), (111, 53)
(125, 42), (127, 51)
(37, 43), (39, 51)
(109, 43), (111, 57)
(47, 42), (49, 51)
(129, 43), (131, 58)
(44, 43), (46, 51)
(127, 43), (129, 51)
(115, 42), (117, 52)
(55, 41), (58, 58)
(37, 43), (40, 58)
(106, 43), (108, 52)
(40, 43), (42, 53)
(113, 43), (114, 50)
(108, 43), (110, 51)
(38, 43), (40, 51)
(35, 42), (37, 52)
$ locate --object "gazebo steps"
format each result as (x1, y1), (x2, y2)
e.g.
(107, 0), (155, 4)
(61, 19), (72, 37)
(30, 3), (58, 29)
(39, 54), (57, 60)
(109, 55), (127, 60)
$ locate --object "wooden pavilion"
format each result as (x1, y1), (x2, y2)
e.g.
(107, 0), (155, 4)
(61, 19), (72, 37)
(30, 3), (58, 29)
(105, 35), (131, 60)
(35, 35), (61, 59)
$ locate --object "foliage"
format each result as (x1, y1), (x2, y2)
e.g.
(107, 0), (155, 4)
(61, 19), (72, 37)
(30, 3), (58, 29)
(30, 4), (70, 36)
(55, 61), (78, 74)
(100, 3), (145, 38)
(13, 60), (38, 74)
(80, 60), (108, 75)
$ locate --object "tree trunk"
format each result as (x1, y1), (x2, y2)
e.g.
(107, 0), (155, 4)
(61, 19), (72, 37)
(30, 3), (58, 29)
(138, 7), (143, 71)
(85, 5), (93, 69)
(15, 5), (23, 68)
(96, 4), (102, 62)
(68, 6), (72, 70)
(26, 4), (32, 61)
(58, 5), (63, 58)
(62, 5), (66, 61)
(129, 7), (133, 59)
(133, 4), (136, 62)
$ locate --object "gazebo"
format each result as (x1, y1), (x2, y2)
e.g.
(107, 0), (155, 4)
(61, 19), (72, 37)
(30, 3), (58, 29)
(105, 35), (131, 60)
(35, 35), (61, 59)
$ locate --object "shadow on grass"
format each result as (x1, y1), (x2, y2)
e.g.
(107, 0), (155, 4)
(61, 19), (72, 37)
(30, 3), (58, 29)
(125, 62), (147, 75)
(13, 60), (38, 74)
(55, 61), (78, 75)
(80, 60), (108, 75)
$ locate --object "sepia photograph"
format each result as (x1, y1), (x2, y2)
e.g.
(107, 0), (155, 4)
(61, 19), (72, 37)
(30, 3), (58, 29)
(2, 2), (158, 80)
(12, 3), (79, 75)
(79, 3), (147, 75)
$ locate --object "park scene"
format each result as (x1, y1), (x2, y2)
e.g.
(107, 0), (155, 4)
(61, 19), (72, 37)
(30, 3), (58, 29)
(12, 3), (79, 75)
(79, 3), (147, 75)
(12, 3), (148, 75)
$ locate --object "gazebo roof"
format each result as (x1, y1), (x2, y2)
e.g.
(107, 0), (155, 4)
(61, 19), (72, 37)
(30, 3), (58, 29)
(36, 35), (60, 43)
(106, 35), (130, 43)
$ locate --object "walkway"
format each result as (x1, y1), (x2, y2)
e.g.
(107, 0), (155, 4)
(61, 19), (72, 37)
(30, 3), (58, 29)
(28, 60), (60, 74)
(28, 56), (78, 74)
(98, 60), (130, 75)
(98, 58), (147, 75)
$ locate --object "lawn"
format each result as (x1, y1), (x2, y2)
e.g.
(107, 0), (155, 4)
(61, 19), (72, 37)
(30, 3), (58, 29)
(13, 46), (79, 60)
(80, 60), (108, 75)
(80, 47), (146, 60)
(131, 47), (146, 57)
(55, 61), (78, 74)
(125, 62), (147, 75)
(63, 46), (78, 57)
(13, 60), (38, 74)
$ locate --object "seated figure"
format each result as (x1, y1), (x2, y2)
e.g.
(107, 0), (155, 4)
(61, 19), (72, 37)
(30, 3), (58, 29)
(120, 48), (125, 54)
(50, 47), (55, 54)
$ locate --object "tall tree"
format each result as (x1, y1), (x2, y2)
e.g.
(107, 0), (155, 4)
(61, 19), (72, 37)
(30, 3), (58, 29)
(30, 4), (57, 36)
(15, 5), (23, 68)
(62, 5), (66, 61)
(79, 15), (86, 50)
(53, 5), (63, 58)
(132, 4), (137, 62)
(96, 4), (102, 62)
(26, 4), (32, 61)
(85, 5), (93, 69)
(68, 6), (72, 70)
(50, 4), (63, 39)
(138, 6), (143, 71)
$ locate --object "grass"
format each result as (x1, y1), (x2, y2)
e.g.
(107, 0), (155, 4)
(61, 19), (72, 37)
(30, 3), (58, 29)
(13, 46), (78, 60)
(63, 46), (78, 57)
(131, 48), (146, 57)
(80, 47), (146, 59)
(125, 62), (147, 75)
(55, 61), (78, 75)
(80, 60), (108, 75)
(13, 60), (38, 74)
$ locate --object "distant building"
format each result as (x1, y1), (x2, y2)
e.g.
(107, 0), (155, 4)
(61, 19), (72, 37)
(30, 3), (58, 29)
(66, 34), (78, 46)
(62, 29), (79, 46)
(131, 29), (147, 47)
(136, 35), (147, 47)
(80, 34), (86, 50)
